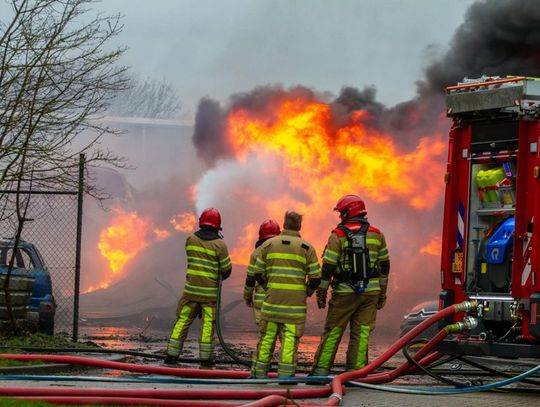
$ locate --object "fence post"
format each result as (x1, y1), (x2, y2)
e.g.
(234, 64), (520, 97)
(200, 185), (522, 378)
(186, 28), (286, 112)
(73, 154), (85, 342)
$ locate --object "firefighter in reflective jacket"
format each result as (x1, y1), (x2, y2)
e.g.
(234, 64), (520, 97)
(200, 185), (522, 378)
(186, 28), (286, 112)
(244, 219), (281, 326)
(165, 208), (232, 367)
(311, 195), (390, 375)
(252, 211), (321, 378)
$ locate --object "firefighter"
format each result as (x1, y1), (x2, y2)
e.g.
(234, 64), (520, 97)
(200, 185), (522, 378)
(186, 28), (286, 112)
(251, 211), (321, 378)
(243, 219), (281, 326)
(164, 208), (232, 368)
(311, 195), (390, 375)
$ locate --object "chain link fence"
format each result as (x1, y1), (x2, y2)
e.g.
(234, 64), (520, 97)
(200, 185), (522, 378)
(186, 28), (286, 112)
(0, 158), (84, 340)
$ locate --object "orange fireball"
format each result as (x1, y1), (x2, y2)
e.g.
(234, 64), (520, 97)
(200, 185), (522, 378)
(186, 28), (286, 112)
(98, 208), (152, 274)
(170, 212), (197, 233)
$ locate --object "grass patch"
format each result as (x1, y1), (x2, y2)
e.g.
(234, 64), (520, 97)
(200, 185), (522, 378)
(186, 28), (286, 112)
(0, 398), (65, 406)
(0, 332), (100, 367)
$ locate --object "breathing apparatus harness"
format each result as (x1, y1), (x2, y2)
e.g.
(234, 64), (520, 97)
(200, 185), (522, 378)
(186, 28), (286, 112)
(335, 218), (374, 293)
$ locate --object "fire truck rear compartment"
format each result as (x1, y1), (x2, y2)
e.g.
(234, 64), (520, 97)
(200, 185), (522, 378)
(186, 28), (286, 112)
(438, 76), (540, 358)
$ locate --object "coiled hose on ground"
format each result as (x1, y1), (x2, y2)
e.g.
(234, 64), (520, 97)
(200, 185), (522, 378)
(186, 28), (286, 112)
(2, 299), (539, 406)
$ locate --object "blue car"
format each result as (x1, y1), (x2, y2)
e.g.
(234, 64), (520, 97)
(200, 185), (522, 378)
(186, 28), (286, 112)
(0, 239), (56, 334)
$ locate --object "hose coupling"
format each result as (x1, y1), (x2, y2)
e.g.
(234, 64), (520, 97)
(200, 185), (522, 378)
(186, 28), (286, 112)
(454, 300), (479, 312)
(444, 317), (478, 334)
(462, 316), (478, 331)
(330, 392), (343, 404)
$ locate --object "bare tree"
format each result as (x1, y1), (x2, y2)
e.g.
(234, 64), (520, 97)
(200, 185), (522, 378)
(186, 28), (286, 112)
(0, 0), (129, 334)
(108, 74), (182, 119)
(0, 0), (129, 193)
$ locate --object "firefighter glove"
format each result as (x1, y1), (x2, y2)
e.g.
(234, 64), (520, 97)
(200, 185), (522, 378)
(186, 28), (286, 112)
(376, 293), (387, 310)
(316, 288), (327, 309)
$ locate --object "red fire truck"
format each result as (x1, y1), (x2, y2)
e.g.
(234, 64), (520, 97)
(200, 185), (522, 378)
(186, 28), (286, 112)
(438, 76), (540, 358)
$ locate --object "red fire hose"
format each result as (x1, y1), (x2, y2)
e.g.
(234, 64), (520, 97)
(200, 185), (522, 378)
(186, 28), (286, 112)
(0, 353), (254, 379)
(0, 301), (477, 406)
(247, 301), (477, 406)
(0, 387), (331, 400)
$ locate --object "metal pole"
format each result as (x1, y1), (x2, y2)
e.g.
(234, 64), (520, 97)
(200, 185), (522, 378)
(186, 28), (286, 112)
(73, 154), (85, 342)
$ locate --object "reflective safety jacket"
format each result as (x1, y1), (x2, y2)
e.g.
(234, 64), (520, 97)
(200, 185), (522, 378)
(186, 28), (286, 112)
(321, 221), (389, 295)
(245, 245), (266, 309)
(183, 233), (232, 302)
(254, 229), (321, 324)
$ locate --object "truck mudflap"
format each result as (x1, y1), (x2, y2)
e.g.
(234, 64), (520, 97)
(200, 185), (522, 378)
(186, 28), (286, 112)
(437, 337), (540, 358)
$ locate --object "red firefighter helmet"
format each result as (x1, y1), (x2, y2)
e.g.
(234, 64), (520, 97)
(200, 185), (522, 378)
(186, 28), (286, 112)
(334, 195), (366, 220)
(199, 208), (222, 229)
(259, 219), (281, 240)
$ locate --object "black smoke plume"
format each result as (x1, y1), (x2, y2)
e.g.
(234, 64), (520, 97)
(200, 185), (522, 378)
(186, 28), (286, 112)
(418, 0), (540, 95)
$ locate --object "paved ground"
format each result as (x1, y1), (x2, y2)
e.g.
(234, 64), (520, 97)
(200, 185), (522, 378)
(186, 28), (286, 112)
(1, 377), (538, 406)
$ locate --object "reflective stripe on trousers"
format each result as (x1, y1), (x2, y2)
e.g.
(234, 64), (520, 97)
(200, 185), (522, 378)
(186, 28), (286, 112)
(199, 305), (215, 360)
(253, 320), (303, 378)
(166, 296), (215, 361)
(312, 293), (378, 374)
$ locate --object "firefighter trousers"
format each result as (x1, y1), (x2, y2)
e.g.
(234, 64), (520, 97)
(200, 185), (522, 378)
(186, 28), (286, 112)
(166, 296), (216, 361)
(311, 293), (378, 375)
(252, 319), (304, 378)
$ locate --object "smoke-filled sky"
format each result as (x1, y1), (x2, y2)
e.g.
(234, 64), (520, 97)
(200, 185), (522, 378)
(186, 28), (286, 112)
(98, 0), (475, 116)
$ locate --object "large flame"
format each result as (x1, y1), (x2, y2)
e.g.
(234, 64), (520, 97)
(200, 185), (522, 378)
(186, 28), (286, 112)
(95, 208), (153, 290)
(220, 97), (447, 250)
(228, 100), (445, 209)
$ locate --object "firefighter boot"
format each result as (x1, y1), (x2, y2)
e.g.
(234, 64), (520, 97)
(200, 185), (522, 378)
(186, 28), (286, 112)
(163, 355), (178, 366)
(199, 359), (216, 369)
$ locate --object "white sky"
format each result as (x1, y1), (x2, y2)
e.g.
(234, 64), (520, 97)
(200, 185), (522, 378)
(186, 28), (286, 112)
(98, 0), (477, 117)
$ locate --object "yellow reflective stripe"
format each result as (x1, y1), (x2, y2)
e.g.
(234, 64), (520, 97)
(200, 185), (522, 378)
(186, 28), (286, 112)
(261, 302), (306, 316)
(366, 238), (381, 246)
(186, 245), (217, 256)
(267, 253), (306, 264)
(318, 326), (342, 369)
(281, 323), (296, 367)
(355, 325), (371, 368)
(201, 306), (214, 343)
(187, 268), (217, 278)
(255, 258), (266, 271)
(268, 265), (304, 273)
(247, 264), (257, 275)
(187, 255), (218, 266)
(184, 284), (218, 296)
(323, 249), (338, 259)
(308, 262), (320, 272)
(365, 278), (380, 292)
(261, 309), (306, 317)
(269, 273), (305, 279)
(334, 283), (355, 293)
(220, 256), (232, 269)
(258, 321), (279, 364)
(187, 259), (218, 271)
(323, 249), (338, 265)
(267, 282), (306, 291)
